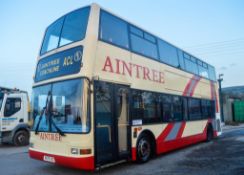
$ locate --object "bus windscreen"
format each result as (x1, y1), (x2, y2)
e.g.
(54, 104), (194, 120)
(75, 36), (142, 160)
(32, 79), (90, 134)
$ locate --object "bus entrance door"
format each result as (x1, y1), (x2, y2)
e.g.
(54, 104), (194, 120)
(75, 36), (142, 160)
(116, 85), (130, 158)
(95, 82), (130, 166)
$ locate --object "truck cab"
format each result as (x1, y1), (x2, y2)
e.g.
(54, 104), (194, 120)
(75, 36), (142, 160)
(0, 87), (30, 146)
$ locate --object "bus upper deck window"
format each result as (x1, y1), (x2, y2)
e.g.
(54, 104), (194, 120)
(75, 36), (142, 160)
(40, 18), (64, 55)
(59, 8), (90, 46)
(40, 7), (90, 55)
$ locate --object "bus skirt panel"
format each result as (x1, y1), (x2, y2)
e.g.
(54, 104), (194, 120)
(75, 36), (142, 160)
(131, 120), (217, 161)
(29, 149), (95, 170)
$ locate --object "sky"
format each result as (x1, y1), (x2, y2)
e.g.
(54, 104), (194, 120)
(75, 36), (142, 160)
(0, 0), (244, 94)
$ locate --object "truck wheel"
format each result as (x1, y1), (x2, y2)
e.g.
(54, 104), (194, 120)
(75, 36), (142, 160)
(136, 134), (152, 163)
(13, 130), (29, 146)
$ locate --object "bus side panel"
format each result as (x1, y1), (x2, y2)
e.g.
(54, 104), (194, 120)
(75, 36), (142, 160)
(131, 119), (213, 161)
(156, 120), (208, 154)
(156, 123), (207, 154)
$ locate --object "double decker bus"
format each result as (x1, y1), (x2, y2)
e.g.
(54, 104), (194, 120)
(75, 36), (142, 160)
(29, 3), (222, 170)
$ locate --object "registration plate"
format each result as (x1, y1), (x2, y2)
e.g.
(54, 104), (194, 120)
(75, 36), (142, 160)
(43, 155), (55, 163)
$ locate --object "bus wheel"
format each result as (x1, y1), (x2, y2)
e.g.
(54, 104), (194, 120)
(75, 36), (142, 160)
(137, 134), (152, 163)
(206, 126), (214, 142)
(13, 130), (29, 146)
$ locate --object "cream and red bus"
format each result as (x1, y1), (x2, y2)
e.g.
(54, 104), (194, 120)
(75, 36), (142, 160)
(29, 3), (222, 171)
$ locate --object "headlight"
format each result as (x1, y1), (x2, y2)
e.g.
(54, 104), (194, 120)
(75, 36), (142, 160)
(71, 148), (92, 155)
(71, 148), (79, 155)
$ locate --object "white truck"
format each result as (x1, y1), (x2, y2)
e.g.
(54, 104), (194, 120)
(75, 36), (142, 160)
(0, 87), (31, 146)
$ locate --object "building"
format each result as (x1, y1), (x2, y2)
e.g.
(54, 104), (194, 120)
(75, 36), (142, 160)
(222, 86), (244, 122)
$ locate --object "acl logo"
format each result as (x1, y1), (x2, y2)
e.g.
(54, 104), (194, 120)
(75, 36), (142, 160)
(74, 51), (82, 62)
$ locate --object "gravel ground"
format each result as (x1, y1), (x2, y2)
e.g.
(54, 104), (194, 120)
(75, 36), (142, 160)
(0, 126), (244, 175)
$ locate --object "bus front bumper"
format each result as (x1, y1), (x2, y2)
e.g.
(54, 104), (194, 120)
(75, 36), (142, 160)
(29, 149), (95, 171)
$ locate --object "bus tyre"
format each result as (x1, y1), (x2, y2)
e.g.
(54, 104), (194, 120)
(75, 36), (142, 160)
(206, 126), (214, 142)
(13, 130), (29, 146)
(136, 134), (152, 163)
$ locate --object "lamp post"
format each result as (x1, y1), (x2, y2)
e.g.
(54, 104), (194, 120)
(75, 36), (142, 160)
(218, 74), (224, 122)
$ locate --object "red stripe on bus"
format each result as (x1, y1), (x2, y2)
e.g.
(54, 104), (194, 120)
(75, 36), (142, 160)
(156, 121), (209, 154)
(189, 76), (201, 96)
(176, 122), (186, 139)
(157, 123), (175, 142)
(156, 123), (174, 153)
(29, 149), (95, 171)
(183, 75), (201, 97)
(157, 130), (207, 154)
(183, 76), (195, 96)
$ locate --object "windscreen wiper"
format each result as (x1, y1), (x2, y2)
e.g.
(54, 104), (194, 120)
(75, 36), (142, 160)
(35, 91), (51, 135)
(49, 115), (65, 136)
(48, 92), (65, 136)
(35, 91), (65, 136)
